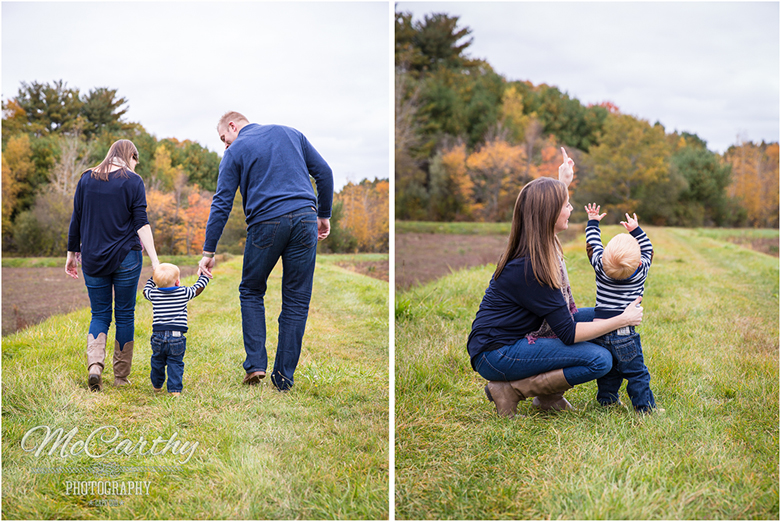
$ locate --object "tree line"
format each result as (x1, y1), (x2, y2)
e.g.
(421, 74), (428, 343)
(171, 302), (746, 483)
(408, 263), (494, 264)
(395, 10), (778, 228)
(2, 80), (389, 257)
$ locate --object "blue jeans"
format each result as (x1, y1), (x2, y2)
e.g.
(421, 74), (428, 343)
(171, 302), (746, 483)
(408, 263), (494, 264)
(593, 328), (655, 411)
(240, 207), (318, 391)
(474, 308), (612, 386)
(150, 331), (186, 393)
(82, 250), (143, 347)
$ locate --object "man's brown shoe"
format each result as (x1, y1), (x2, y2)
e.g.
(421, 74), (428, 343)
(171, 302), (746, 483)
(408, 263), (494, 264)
(242, 371), (266, 385)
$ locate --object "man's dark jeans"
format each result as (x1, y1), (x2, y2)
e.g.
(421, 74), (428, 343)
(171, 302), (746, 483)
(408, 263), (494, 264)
(594, 327), (656, 412)
(240, 207), (318, 391)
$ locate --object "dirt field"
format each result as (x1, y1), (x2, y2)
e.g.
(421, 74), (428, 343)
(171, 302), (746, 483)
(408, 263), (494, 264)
(2, 259), (389, 337)
(1, 266), (198, 337)
(395, 233), (508, 291)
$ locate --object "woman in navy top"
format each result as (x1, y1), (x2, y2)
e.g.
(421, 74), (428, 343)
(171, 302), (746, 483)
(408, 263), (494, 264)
(468, 149), (644, 417)
(66, 139), (160, 391)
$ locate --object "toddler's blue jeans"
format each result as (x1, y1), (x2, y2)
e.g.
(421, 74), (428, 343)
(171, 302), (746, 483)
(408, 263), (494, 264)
(150, 331), (186, 393)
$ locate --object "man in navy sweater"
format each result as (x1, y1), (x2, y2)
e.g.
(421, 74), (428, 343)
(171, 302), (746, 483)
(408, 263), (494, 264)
(198, 111), (334, 391)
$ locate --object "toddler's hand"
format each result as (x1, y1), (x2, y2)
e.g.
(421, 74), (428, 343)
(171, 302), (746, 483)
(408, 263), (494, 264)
(585, 203), (606, 221)
(621, 213), (639, 232)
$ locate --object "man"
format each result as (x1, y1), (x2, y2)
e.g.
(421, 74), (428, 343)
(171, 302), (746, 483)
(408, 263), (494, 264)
(198, 111), (333, 391)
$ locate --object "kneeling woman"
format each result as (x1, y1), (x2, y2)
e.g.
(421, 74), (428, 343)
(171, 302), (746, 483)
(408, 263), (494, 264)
(468, 153), (643, 417)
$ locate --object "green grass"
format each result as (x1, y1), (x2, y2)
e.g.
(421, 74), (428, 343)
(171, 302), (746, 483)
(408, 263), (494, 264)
(2, 254), (389, 519)
(395, 226), (779, 519)
(395, 221), (512, 235)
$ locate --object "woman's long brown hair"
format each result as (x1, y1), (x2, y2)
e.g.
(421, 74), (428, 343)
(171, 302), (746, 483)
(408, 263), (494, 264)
(85, 139), (139, 181)
(494, 177), (567, 288)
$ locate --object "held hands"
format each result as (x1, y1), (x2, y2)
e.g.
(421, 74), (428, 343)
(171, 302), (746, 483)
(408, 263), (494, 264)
(585, 203), (607, 221)
(198, 256), (215, 279)
(621, 213), (639, 232)
(558, 147), (575, 187)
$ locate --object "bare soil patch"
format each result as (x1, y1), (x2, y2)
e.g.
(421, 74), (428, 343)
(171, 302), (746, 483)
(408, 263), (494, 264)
(395, 233), (508, 291)
(725, 236), (779, 257)
(2, 265), (198, 336)
(335, 260), (389, 282)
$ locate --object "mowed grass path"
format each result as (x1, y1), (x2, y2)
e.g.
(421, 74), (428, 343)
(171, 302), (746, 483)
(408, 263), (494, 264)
(2, 254), (389, 520)
(395, 227), (778, 519)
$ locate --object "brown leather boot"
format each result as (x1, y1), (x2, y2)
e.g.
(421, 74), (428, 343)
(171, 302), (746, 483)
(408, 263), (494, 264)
(86, 333), (107, 391)
(530, 369), (574, 411)
(532, 392), (573, 411)
(485, 368), (573, 418)
(113, 340), (134, 387)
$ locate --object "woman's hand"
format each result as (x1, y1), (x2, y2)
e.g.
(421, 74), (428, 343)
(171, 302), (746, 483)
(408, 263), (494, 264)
(558, 147), (575, 187)
(620, 296), (643, 326)
(65, 251), (80, 279)
(585, 203), (607, 221)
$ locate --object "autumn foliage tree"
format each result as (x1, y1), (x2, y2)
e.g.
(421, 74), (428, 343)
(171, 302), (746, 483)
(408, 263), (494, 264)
(725, 141), (779, 228)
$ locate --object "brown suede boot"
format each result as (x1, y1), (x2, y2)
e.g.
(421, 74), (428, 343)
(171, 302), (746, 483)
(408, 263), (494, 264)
(113, 340), (134, 387)
(485, 368), (573, 418)
(532, 392), (573, 411)
(86, 333), (107, 391)
(530, 369), (574, 411)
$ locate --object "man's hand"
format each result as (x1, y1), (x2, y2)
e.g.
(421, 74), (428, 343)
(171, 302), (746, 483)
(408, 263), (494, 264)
(585, 203), (607, 221)
(198, 255), (215, 278)
(317, 217), (330, 241)
(558, 147), (575, 187)
(621, 213), (639, 232)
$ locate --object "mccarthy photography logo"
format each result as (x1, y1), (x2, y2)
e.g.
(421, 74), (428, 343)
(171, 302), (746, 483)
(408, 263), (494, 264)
(21, 424), (199, 464)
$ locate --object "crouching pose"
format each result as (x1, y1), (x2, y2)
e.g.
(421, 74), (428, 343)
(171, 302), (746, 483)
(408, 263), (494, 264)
(467, 149), (643, 418)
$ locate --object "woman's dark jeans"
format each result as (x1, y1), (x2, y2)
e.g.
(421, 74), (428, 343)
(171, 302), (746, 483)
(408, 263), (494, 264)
(474, 308), (613, 386)
(82, 250), (143, 348)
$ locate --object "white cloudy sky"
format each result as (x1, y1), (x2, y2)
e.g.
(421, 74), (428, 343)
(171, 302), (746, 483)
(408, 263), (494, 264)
(398, 1), (779, 154)
(2, 1), (390, 190)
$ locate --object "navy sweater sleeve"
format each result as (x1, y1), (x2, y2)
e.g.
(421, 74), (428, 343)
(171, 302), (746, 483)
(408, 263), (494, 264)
(202, 153), (239, 253)
(301, 134), (334, 219)
(67, 181), (84, 252)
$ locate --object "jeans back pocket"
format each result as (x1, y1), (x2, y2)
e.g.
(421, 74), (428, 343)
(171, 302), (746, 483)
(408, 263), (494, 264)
(611, 335), (639, 363)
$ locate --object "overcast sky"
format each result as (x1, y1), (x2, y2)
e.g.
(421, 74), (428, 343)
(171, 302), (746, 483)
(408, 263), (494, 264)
(2, 1), (390, 190)
(398, 1), (779, 154)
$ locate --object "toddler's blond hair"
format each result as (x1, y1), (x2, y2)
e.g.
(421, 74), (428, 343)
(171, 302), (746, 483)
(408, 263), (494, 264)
(153, 263), (180, 288)
(602, 234), (641, 280)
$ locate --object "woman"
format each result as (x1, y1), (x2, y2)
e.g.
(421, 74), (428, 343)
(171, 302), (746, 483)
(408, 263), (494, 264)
(468, 149), (643, 417)
(66, 139), (160, 391)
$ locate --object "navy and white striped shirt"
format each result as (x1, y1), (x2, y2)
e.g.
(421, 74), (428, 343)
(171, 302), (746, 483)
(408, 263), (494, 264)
(586, 220), (653, 319)
(143, 274), (210, 332)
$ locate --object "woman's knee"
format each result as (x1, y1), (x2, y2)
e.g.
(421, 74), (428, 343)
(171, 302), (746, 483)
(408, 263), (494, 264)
(590, 348), (613, 378)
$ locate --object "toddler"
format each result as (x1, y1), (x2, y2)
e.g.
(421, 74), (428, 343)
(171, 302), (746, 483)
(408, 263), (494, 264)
(143, 263), (210, 395)
(584, 204), (658, 413)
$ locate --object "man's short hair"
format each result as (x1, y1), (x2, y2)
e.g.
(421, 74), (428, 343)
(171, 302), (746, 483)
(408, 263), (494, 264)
(153, 263), (180, 288)
(217, 111), (249, 131)
(602, 234), (641, 280)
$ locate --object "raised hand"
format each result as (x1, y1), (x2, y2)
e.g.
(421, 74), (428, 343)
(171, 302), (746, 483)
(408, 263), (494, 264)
(585, 203), (607, 221)
(558, 147), (575, 187)
(621, 212), (639, 232)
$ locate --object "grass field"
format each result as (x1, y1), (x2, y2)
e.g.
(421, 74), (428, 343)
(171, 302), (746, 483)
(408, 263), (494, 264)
(2, 254), (389, 519)
(395, 226), (778, 519)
